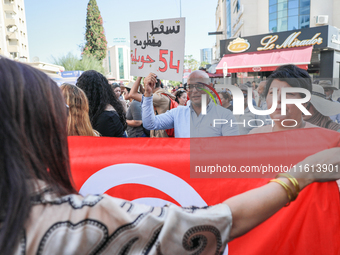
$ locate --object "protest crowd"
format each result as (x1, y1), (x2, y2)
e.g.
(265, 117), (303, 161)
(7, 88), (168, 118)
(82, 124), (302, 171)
(61, 64), (340, 138)
(1, 55), (340, 254)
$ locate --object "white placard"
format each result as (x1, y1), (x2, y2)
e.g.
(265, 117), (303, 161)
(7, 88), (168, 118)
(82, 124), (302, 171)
(129, 17), (185, 81)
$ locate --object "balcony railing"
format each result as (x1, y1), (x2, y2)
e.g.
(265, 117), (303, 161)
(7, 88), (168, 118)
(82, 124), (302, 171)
(5, 18), (19, 28)
(3, 3), (16, 13)
(7, 31), (19, 40)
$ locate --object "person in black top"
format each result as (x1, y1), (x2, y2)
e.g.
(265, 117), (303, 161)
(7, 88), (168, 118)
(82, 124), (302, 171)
(77, 70), (126, 137)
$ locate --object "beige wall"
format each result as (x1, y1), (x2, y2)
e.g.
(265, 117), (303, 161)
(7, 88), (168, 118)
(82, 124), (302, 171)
(257, 0), (269, 35)
(333, 0), (340, 29)
(310, 0), (332, 27)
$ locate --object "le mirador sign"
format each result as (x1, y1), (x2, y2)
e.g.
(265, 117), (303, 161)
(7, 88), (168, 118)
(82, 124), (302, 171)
(220, 25), (330, 56)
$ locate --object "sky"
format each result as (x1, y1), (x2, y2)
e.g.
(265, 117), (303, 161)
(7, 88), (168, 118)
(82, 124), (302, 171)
(25, 0), (218, 64)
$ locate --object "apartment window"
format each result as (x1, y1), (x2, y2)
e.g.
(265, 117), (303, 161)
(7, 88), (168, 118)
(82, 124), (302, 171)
(10, 52), (19, 58)
(278, 17), (288, 31)
(269, 4), (277, 13)
(269, 20), (277, 32)
(269, 12), (277, 20)
(8, 39), (18, 46)
(299, 5), (310, 15)
(299, 15), (310, 28)
(288, 0), (299, 8)
(288, 15), (299, 30)
(288, 8), (298, 16)
(269, 0), (310, 32)
(5, 12), (16, 19)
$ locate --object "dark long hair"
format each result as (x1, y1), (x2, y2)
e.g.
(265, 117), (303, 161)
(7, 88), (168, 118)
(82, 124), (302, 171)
(0, 58), (77, 254)
(76, 70), (127, 129)
(265, 64), (312, 98)
(175, 90), (186, 104)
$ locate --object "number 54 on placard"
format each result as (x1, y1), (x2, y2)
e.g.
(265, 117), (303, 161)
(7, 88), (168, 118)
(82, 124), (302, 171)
(158, 50), (180, 73)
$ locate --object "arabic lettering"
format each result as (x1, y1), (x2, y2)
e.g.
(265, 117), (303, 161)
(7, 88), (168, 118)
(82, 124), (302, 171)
(134, 32), (162, 49)
(133, 39), (142, 46)
(131, 48), (140, 62)
(138, 55), (155, 69)
(142, 33), (162, 49)
(150, 20), (180, 36)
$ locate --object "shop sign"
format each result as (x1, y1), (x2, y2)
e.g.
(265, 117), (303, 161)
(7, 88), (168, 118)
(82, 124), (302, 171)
(257, 32), (323, 51)
(227, 38), (250, 53)
(220, 26), (330, 57)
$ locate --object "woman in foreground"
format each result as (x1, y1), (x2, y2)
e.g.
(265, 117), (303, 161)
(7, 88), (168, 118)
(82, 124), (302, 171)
(1, 58), (339, 254)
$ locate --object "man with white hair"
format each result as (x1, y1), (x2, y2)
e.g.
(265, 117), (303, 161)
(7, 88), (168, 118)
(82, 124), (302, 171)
(141, 70), (239, 137)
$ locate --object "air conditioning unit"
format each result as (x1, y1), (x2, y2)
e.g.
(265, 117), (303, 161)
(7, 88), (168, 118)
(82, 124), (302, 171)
(316, 15), (329, 25)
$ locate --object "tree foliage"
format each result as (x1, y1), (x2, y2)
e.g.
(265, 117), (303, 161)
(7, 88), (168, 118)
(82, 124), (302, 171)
(200, 61), (210, 68)
(52, 52), (104, 73)
(52, 52), (79, 71)
(184, 55), (199, 71)
(83, 0), (107, 61)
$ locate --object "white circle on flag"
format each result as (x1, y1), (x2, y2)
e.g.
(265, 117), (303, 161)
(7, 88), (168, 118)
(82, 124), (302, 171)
(79, 163), (207, 207)
(79, 163), (228, 254)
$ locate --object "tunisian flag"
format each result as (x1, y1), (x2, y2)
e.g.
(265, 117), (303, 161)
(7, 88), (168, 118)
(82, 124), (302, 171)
(69, 128), (340, 255)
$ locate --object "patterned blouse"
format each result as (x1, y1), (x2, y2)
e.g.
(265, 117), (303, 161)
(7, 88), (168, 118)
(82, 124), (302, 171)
(15, 182), (232, 254)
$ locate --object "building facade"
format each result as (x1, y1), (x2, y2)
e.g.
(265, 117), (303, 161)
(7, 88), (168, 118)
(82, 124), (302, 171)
(0, 0), (29, 62)
(214, 0), (340, 59)
(214, 0), (340, 85)
(200, 48), (213, 64)
(103, 45), (131, 81)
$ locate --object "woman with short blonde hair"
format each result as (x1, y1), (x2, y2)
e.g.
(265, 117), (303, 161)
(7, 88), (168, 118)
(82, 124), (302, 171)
(60, 83), (99, 136)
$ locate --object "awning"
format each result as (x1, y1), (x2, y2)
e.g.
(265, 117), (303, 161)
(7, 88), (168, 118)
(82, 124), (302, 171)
(216, 46), (313, 73)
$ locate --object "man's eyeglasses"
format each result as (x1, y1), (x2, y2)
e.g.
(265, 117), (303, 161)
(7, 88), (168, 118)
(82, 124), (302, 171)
(243, 93), (247, 97)
(188, 83), (205, 90)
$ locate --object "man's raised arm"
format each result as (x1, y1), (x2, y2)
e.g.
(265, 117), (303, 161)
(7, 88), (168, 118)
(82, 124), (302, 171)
(142, 73), (175, 131)
(129, 77), (143, 102)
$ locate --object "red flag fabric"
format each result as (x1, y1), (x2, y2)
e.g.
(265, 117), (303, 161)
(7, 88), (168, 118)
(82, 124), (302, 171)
(69, 128), (340, 255)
